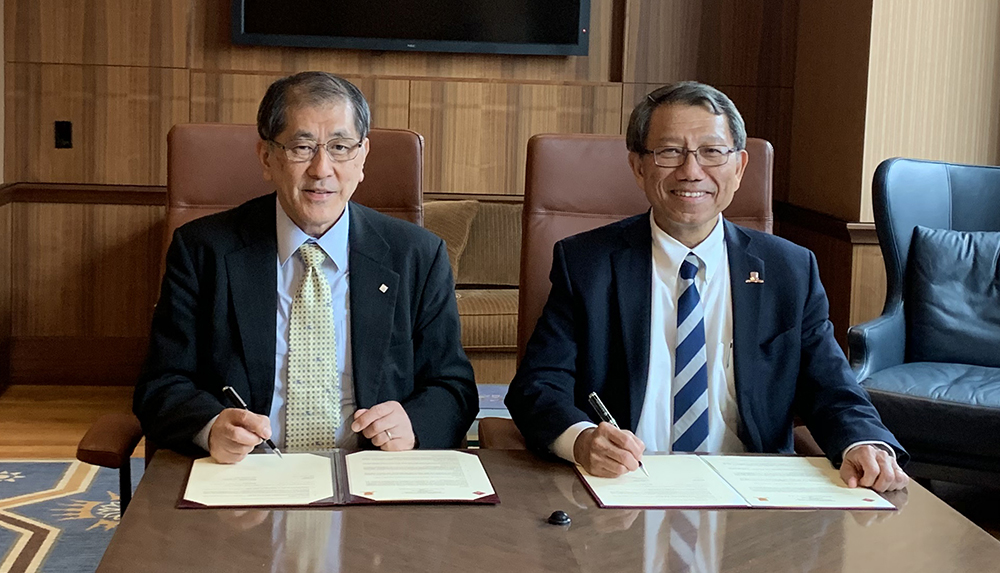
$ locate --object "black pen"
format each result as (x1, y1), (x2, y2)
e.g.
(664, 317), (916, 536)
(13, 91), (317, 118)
(221, 386), (283, 458)
(587, 392), (649, 477)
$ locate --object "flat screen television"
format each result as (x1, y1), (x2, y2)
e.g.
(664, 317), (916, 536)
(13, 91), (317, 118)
(231, 0), (590, 56)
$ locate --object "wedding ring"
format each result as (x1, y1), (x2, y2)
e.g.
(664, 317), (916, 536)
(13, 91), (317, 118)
(385, 430), (393, 441)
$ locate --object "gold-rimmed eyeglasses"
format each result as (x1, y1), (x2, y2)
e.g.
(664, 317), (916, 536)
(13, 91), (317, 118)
(269, 138), (363, 163)
(641, 145), (738, 168)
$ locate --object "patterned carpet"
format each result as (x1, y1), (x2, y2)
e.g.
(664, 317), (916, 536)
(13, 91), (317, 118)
(0, 459), (143, 573)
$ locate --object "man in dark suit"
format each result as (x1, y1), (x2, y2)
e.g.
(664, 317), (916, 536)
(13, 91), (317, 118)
(134, 72), (477, 462)
(506, 81), (909, 492)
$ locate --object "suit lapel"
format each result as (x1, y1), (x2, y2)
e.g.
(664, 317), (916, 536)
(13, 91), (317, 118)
(347, 203), (399, 408)
(724, 220), (765, 451)
(611, 215), (653, 431)
(226, 197), (278, 413)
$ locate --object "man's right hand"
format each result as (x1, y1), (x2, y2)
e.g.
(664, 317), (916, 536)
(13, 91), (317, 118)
(208, 408), (272, 464)
(573, 422), (645, 477)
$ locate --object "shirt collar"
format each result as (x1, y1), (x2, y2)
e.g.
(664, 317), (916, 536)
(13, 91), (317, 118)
(649, 212), (726, 282)
(276, 198), (350, 271)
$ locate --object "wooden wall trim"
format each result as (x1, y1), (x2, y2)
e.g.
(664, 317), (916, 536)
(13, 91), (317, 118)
(775, 201), (878, 245)
(845, 222), (878, 245)
(4, 183), (167, 205)
(424, 192), (523, 203)
(10, 336), (147, 386)
(3, 185), (533, 207)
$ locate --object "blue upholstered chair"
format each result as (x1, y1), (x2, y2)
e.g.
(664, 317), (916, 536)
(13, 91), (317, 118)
(849, 157), (1000, 486)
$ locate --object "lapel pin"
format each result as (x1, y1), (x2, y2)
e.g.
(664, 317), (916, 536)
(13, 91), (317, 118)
(379, 284), (389, 293)
(745, 272), (764, 284)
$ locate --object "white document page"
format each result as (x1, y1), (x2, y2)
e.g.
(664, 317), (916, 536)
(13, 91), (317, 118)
(580, 455), (749, 508)
(702, 456), (896, 509)
(346, 450), (495, 502)
(184, 453), (334, 507)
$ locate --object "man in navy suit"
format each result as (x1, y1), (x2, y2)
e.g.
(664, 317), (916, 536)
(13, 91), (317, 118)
(134, 72), (476, 462)
(506, 82), (909, 492)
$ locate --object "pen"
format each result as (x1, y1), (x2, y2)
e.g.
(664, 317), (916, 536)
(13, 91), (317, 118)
(221, 386), (283, 458)
(587, 392), (649, 477)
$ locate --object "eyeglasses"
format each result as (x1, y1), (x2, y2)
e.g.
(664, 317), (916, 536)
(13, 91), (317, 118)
(641, 145), (738, 168)
(270, 138), (363, 163)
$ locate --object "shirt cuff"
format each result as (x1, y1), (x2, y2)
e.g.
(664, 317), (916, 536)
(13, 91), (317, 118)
(550, 421), (598, 463)
(194, 414), (220, 453)
(842, 440), (896, 462)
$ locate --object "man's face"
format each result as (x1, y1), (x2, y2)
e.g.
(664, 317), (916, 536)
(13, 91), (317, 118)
(256, 101), (369, 238)
(628, 103), (748, 247)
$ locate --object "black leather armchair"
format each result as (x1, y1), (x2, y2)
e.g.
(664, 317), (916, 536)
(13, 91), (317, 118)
(849, 157), (1000, 486)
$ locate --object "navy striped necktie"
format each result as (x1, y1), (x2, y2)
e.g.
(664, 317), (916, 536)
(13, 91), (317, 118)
(672, 252), (709, 452)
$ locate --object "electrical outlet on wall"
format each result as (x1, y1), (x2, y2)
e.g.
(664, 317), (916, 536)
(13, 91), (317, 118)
(54, 121), (73, 149)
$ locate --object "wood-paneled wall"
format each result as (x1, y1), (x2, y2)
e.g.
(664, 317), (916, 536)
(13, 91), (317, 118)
(775, 203), (885, 349)
(5, 0), (188, 67)
(0, 0), (4, 185)
(623, 0), (798, 203)
(791, 0), (1000, 223)
(849, 243), (886, 327)
(861, 0), (1000, 221)
(5, 0), (799, 197)
(787, 0), (873, 222)
(11, 203), (163, 337)
(189, 73), (412, 129)
(8, 202), (164, 384)
(0, 201), (11, 390)
(0, 1), (803, 384)
(411, 81), (623, 195)
(624, 0), (797, 86)
(5, 64), (190, 185)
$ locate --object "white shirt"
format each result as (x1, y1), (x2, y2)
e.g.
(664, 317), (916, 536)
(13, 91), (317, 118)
(637, 213), (743, 453)
(195, 199), (357, 451)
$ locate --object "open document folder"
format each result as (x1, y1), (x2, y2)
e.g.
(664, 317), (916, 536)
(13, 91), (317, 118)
(179, 450), (498, 508)
(578, 455), (897, 510)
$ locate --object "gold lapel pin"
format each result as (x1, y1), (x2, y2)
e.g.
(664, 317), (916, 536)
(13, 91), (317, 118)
(745, 272), (764, 284)
(379, 284), (389, 293)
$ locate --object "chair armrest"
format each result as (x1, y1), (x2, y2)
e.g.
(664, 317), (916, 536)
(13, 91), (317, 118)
(793, 425), (825, 457)
(76, 413), (143, 469)
(478, 418), (527, 450)
(848, 305), (906, 381)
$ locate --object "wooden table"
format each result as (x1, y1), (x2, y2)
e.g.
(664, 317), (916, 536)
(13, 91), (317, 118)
(98, 449), (1000, 572)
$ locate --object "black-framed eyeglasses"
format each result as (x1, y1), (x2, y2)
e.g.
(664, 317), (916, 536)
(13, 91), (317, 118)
(269, 138), (363, 163)
(641, 145), (738, 168)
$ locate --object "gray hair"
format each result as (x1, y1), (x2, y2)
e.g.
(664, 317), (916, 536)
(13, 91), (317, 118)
(256, 71), (371, 142)
(625, 81), (746, 152)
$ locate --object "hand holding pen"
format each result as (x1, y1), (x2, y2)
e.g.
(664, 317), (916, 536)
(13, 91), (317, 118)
(219, 386), (283, 458)
(574, 392), (649, 478)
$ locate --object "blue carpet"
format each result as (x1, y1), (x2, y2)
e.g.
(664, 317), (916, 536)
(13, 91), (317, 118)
(0, 458), (143, 573)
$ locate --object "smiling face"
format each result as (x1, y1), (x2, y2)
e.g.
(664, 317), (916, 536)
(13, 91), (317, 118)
(627, 103), (748, 248)
(256, 101), (369, 238)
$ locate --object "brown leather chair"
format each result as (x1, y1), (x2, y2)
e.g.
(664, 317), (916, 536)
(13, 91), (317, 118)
(77, 124), (424, 510)
(517, 135), (774, 357)
(478, 134), (780, 450)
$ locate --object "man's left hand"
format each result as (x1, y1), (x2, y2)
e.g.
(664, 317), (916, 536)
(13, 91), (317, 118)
(351, 401), (415, 450)
(840, 444), (909, 492)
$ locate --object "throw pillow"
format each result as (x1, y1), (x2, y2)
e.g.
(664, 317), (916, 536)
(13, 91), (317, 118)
(457, 202), (522, 287)
(905, 226), (1000, 367)
(423, 200), (480, 279)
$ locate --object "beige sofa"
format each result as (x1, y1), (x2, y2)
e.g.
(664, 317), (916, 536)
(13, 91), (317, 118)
(423, 199), (521, 385)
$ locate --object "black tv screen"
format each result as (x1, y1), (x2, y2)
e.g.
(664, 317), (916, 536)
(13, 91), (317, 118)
(232, 0), (590, 56)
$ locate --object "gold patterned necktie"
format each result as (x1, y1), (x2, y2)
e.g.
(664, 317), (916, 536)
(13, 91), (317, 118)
(285, 242), (340, 451)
